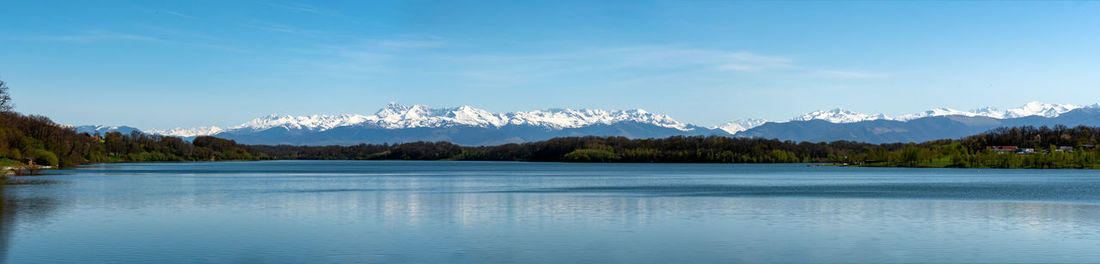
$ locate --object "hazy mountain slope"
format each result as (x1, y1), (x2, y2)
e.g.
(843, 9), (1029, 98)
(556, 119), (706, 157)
(738, 108), (1100, 143)
(213, 121), (722, 146)
(74, 125), (143, 135)
(80, 101), (1100, 146)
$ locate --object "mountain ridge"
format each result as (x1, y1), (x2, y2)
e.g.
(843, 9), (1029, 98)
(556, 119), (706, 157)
(142, 101), (1100, 138)
(76, 101), (1100, 146)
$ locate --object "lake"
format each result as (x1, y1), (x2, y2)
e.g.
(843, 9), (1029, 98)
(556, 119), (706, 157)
(3, 161), (1100, 263)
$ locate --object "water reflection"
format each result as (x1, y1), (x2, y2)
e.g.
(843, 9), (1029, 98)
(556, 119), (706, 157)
(1, 185), (58, 263)
(4, 162), (1100, 263)
(0, 187), (10, 262)
(231, 189), (1100, 262)
(260, 188), (1100, 233)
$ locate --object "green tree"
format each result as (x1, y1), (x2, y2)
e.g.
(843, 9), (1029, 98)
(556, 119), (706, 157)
(0, 80), (13, 112)
(32, 149), (58, 166)
(564, 149), (618, 162)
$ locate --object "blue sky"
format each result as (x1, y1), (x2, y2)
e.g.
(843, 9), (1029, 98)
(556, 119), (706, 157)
(2, 1), (1099, 129)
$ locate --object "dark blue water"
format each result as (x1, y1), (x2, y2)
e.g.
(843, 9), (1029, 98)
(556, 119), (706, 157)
(3, 161), (1100, 263)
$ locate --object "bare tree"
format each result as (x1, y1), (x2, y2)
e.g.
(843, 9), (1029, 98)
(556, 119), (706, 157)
(0, 79), (12, 112)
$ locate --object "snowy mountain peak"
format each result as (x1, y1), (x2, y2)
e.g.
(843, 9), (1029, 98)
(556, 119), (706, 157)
(149, 126), (226, 138)
(896, 107), (980, 121)
(376, 103), (410, 116)
(714, 119), (768, 134)
(74, 125), (144, 136)
(505, 107), (690, 130)
(1004, 101), (1080, 118)
(968, 106), (1004, 118)
(90, 125), (123, 130)
(792, 108), (887, 123)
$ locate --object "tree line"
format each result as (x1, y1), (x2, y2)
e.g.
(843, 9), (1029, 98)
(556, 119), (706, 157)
(0, 110), (262, 167)
(4, 79), (1100, 170)
(852, 125), (1100, 169)
(249, 136), (900, 163)
(245, 125), (1100, 169)
(6, 110), (1100, 169)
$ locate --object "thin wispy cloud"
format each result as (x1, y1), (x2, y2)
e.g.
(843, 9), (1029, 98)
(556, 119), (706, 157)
(160, 10), (199, 19)
(136, 25), (223, 43)
(31, 30), (163, 43)
(137, 7), (201, 20)
(714, 53), (793, 72)
(377, 39), (446, 49)
(266, 2), (338, 16)
(240, 21), (339, 39)
(243, 22), (301, 34)
(319, 50), (394, 73)
(812, 70), (891, 79)
(28, 29), (250, 53)
(302, 42), (886, 85)
(595, 47), (794, 72)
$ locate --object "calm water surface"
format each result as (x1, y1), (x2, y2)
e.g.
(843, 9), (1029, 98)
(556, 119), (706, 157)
(3, 161), (1100, 263)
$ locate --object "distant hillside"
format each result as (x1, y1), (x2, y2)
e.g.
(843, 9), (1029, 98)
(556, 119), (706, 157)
(737, 108), (1100, 144)
(74, 125), (144, 135)
(214, 121), (724, 146)
(168, 103), (728, 146)
(81, 101), (1100, 146)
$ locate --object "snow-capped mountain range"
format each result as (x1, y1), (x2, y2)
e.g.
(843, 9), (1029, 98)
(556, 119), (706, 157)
(790, 109), (890, 123)
(138, 101), (1099, 139)
(781, 102), (1091, 124)
(893, 102), (1087, 121)
(149, 103), (694, 138)
(73, 101), (1100, 145)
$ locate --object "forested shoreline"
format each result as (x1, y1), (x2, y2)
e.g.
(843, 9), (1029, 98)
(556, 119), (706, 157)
(248, 136), (895, 163)
(853, 126), (1100, 169)
(4, 79), (1100, 181)
(2, 101), (891, 170)
(1, 110), (262, 168)
(245, 125), (1100, 169)
(7, 107), (1100, 176)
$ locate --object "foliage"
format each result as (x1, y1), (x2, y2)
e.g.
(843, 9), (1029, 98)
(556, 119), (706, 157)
(246, 136), (894, 163)
(31, 149), (58, 166)
(863, 125), (1100, 169)
(0, 110), (263, 169)
(564, 149), (618, 162)
(0, 80), (12, 112)
(0, 158), (22, 167)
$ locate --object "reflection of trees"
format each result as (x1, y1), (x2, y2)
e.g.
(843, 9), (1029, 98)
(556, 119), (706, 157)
(0, 186), (58, 263)
(1, 187), (15, 262)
